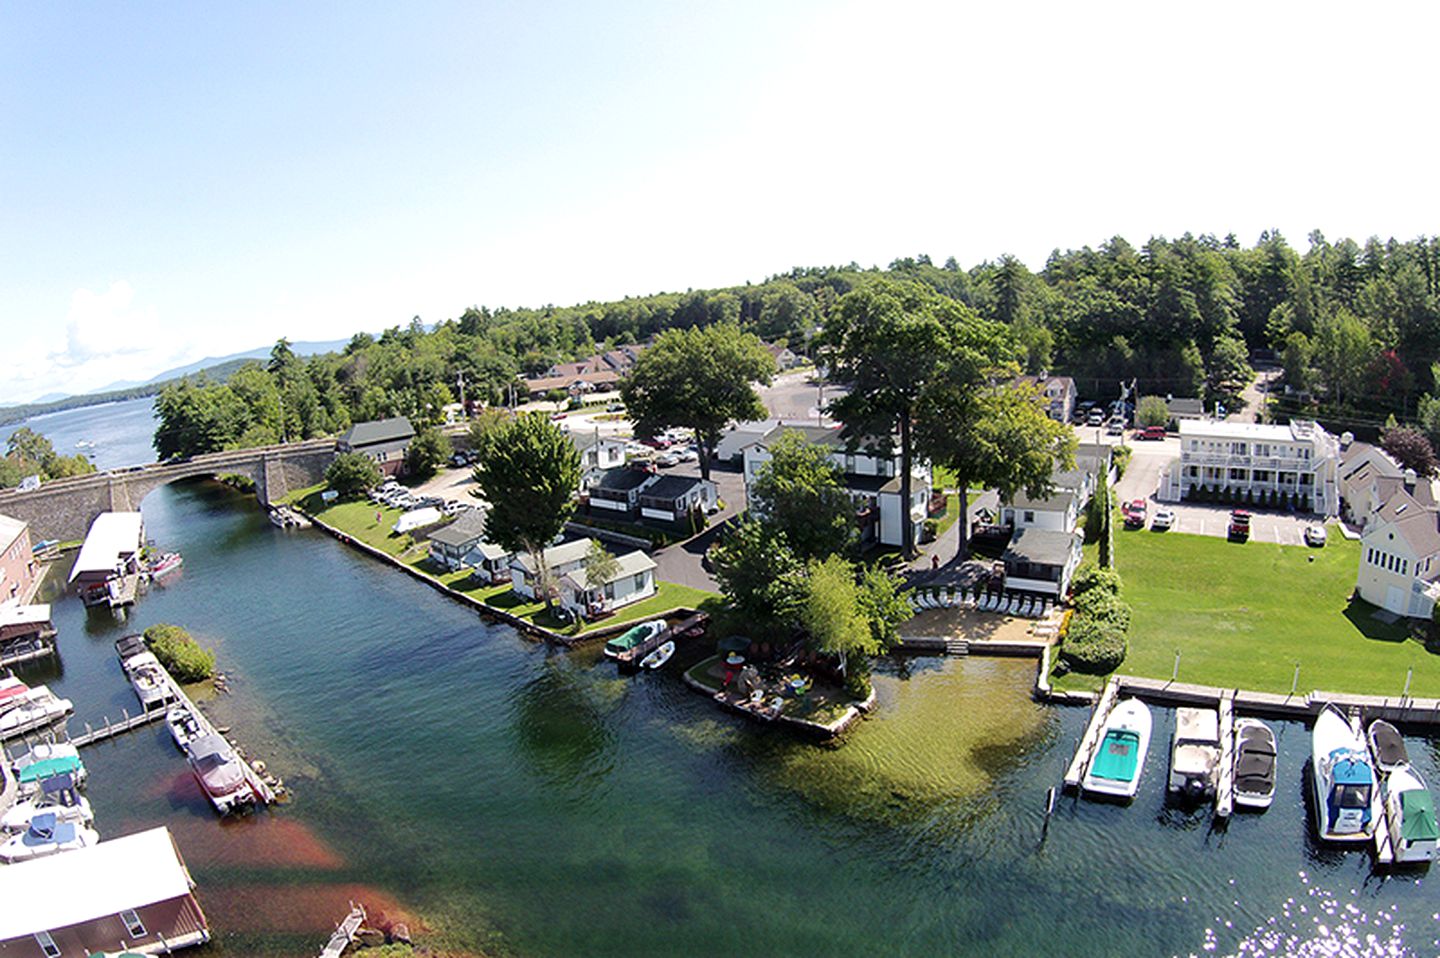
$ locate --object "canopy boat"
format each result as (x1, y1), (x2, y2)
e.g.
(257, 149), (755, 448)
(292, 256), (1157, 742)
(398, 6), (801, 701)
(641, 640), (676, 670)
(1367, 720), (1408, 774)
(0, 811), (99, 862)
(121, 650), (173, 710)
(167, 705), (203, 750)
(150, 551), (183, 578)
(1, 774), (94, 834)
(0, 686), (73, 742)
(1381, 764), (1438, 865)
(14, 743), (87, 792)
(604, 619), (667, 658)
(1168, 707), (1221, 800)
(1311, 703), (1379, 842)
(1232, 718), (1278, 810)
(185, 732), (254, 814)
(1082, 698), (1153, 801)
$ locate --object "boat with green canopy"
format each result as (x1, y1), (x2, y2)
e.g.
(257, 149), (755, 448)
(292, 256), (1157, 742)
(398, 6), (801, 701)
(1082, 698), (1152, 801)
(604, 619), (667, 659)
(1381, 764), (1438, 864)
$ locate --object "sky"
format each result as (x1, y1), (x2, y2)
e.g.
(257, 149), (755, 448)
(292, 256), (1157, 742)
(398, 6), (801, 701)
(3, 0), (1439, 404)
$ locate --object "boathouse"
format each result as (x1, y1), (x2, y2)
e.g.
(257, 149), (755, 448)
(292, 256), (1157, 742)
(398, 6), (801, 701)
(0, 512), (38, 606)
(0, 603), (57, 668)
(338, 417), (415, 478)
(0, 826), (210, 956)
(66, 511), (144, 604)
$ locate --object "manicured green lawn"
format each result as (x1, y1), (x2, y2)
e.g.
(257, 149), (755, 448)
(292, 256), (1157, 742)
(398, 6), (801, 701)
(289, 483), (720, 636)
(1054, 528), (1440, 697)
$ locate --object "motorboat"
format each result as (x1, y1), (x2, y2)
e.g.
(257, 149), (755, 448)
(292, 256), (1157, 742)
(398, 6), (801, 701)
(185, 732), (254, 814)
(640, 640), (676, 670)
(0, 675), (30, 708)
(604, 619), (667, 659)
(1168, 707), (1221, 800)
(1082, 698), (1153, 801)
(13, 742), (87, 792)
(0, 812), (99, 862)
(114, 633), (147, 661)
(0, 686), (73, 742)
(166, 705), (203, 750)
(1380, 764), (1438, 865)
(1, 774), (94, 833)
(1311, 703), (1379, 842)
(1232, 718), (1278, 810)
(149, 551), (183, 578)
(1367, 720), (1408, 774)
(121, 650), (173, 711)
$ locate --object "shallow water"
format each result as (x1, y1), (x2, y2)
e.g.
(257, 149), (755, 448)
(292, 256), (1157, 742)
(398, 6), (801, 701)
(16, 478), (1440, 957)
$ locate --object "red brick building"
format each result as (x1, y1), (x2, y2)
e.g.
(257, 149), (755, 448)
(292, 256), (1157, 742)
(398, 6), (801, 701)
(0, 513), (37, 607)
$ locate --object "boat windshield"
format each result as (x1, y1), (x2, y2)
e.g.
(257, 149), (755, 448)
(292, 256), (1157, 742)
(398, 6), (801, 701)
(1335, 783), (1372, 808)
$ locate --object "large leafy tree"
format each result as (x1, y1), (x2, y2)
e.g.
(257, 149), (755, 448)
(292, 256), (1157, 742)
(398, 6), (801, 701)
(800, 555), (884, 698)
(325, 451), (382, 497)
(405, 427), (452, 480)
(470, 414), (581, 610)
(620, 324), (775, 481)
(1, 427), (95, 486)
(820, 278), (1007, 558)
(748, 429), (855, 560)
(709, 518), (805, 637)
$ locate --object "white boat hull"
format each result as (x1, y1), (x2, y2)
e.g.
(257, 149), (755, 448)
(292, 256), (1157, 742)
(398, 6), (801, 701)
(1232, 718), (1277, 811)
(0, 825), (99, 862)
(1082, 698), (1153, 801)
(0, 796), (95, 834)
(1311, 704), (1379, 843)
(1382, 765), (1437, 865)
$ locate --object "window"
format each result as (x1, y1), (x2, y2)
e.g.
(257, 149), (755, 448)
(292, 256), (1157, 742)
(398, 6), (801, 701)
(633, 572), (648, 590)
(1230, 442), (1248, 455)
(34, 933), (60, 958)
(121, 909), (147, 937)
(1024, 511), (1035, 523)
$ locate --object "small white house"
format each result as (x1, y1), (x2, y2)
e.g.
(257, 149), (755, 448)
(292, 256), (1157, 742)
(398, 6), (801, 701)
(573, 433), (628, 488)
(559, 550), (658, 618)
(510, 538), (597, 600)
(588, 467), (659, 516)
(1002, 528), (1084, 598)
(638, 476), (718, 524)
(1001, 488), (1078, 533)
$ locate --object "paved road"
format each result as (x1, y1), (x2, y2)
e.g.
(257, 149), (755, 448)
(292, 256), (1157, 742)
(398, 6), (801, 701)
(1227, 368), (1282, 423)
(756, 369), (848, 423)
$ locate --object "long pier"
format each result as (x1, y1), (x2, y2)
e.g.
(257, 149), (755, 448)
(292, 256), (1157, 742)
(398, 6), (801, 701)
(1215, 692), (1235, 818)
(70, 707), (167, 747)
(1063, 677), (1120, 790)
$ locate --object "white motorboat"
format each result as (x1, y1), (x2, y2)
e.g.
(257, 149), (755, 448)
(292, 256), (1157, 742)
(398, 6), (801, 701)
(641, 640), (676, 670)
(186, 732), (255, 814)
(149, 551), (183, 578)
(1168, 707), (1221, 799)
(121, 650), (173, 710)
(12, 742), (87, 792)
(0, 686), (73, 742)
(1311, 703), (1379, 842)
(167, 705), (203, 750)
(1082, 698), (1153, 801)
(1232, 718), (1277, 810)
(0, 812), (99, 862)
(1, 774), (94, 833)
(1380, 763), (1438, 865)
(1367, 720), (1408, 774)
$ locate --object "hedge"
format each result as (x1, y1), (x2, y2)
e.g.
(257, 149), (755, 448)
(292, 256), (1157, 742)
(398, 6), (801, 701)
(143, 623), (217, 682)
(1059, 616), (1128, 674)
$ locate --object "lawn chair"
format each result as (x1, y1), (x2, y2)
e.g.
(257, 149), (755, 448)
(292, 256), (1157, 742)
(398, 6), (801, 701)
(941, 588), (957, 608)
(982, 592), (997, 612)
(1006, 594), (1020, 615)
(1018, 596), (1033, 617)
(1042, 599), (1054, 618)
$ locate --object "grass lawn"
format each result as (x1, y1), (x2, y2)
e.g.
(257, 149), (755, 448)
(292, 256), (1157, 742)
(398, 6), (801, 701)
(1053, 528), (1440, 697)
(289, 483), (720, 636)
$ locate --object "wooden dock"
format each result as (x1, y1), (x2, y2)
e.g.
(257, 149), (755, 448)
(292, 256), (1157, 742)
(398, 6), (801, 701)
(1215, 692), (1235, 818)
(318, 902), (367, 958)
(1374, 806), (1396, 865)
(70, 707), (167, 747)
(1063, 676), (1120, 790)
(614, 611), (708, 669)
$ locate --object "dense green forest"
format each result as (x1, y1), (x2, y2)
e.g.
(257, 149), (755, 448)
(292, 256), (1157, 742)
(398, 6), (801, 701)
(142, 231), (1440, 458)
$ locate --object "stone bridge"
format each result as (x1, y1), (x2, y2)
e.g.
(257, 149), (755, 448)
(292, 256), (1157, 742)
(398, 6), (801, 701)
(0, 440), (336, 542)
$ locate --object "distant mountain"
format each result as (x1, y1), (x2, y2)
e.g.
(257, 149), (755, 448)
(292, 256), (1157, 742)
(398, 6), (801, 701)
(31, 392), (71, 403)
(89, 337), (353, 393)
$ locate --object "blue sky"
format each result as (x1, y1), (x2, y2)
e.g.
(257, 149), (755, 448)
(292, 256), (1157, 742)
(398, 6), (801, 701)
(3, 1), (1439, 403)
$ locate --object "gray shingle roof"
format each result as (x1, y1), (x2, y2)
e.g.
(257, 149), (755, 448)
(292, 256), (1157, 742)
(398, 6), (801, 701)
(340, 417), (415, 447)
(426, 510), (489, 547)
(640, 475), (706, 500)
(1003, 527), (1080, 567)
(596, 467), (654, 492)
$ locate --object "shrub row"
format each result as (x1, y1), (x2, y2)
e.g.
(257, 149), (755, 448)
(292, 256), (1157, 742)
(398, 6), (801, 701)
(143, 623), (217, 682)
(1060, 615), (1129, 674)
(1185, 485), (1306, 509)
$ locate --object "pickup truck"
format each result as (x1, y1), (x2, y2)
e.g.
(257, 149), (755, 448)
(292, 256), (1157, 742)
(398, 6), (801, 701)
(1228, 509), (1251, 540)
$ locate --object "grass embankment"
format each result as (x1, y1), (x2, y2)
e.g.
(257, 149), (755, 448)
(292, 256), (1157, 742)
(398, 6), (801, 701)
(1052, 528), (1439, 697)
(287, 483), (720, 636)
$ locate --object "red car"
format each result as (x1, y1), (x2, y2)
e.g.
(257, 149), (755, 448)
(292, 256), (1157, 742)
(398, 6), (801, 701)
(1137, 425), (1166, 440)
(639, 436), (672, 450)
(1228, 509), (1251, 540)
(1122, 499), (1147, 527)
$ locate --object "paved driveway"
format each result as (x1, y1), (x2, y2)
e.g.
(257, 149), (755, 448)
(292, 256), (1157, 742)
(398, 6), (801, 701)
(1130, 503), (1321, 546)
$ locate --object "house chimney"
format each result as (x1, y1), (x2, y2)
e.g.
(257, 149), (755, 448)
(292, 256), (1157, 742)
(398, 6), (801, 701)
(1340, 431), (1354, 449)
(1405, 467), (1418, 491)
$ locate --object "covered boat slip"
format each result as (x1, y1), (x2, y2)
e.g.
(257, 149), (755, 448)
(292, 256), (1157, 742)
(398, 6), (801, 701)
(0, 604), (57, 668)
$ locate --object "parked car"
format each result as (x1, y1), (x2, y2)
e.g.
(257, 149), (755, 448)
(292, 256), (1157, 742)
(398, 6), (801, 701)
(1123, 499), (1147, 527)
(1086, 409), (1106, 426)
(449, 452), (469, 467)
(640, 436), (672, 450)
(1151, 508), (1175, 531)
(1137, 425), (1167, 440)
(1228, 510), (1251, 541)
(675, 446), (699, 463)
(1304, 524), (1327, 547)
(656, 452), (681, 468)
(1106, 417), (1126, 436)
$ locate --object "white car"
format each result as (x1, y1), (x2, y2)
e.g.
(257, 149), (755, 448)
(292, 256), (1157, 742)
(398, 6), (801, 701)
(1304, 524), (1327, 547)
(1151, 508), (1176, 531)
(675, 446), (699, 463)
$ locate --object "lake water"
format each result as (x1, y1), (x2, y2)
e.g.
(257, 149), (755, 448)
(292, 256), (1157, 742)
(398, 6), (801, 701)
(1, 396), (159, 471)
(9, 402), (1440, 956)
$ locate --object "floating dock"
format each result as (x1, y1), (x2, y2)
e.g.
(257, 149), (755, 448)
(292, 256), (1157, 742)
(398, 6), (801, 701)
(613, 611), (708, 669)
(69, 707), (167, 747)
(1215, 692), (1235, 818)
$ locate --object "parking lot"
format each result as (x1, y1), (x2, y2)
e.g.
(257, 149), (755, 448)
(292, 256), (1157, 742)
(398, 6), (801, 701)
(1121, 500), (1324, 547)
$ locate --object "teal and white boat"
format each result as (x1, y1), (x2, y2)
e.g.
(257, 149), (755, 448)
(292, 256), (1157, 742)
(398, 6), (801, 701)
(1082, 698), (1153, 801)
(604, 619), (667, 659)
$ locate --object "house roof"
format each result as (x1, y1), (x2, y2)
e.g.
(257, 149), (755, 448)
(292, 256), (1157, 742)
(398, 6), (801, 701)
(526, 370), (620, 393)
(1389, 509), (1440, 561)
(340, 417), (415, 447)
(844, 473), (903, 495)
(426, 510), (489, 548)
(67, 511), (143, 583)
(1374, 476), (1436, 516)
(463, 541), (511, 563)
(561, 549), (657, 590)
(595, 466), (654, 492)
(1178, 418), (1333, 446)
(512, 537), (595, 574)
(571, 432), (625, 454)
(1007, 487), (1076, 512)
(0, 826), (194, 940)
(1003, 527), (1080, 567)
(0, 603), (50, 629)
(0, 513), (25, 551)
(640, 475), (709, 501)
(1016, 373), (1075, 396)
(1340, 439), (1401, 474)
(1167, 397), (1206, 416)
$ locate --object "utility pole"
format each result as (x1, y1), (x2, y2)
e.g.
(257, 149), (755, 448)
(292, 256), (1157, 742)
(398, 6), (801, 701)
(455, 372), (468, 417)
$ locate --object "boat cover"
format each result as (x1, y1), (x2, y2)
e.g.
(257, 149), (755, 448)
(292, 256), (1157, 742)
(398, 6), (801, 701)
(1400, 789), (1439, 842)
(1090, 730), (1140, 782)
(0, 684), (28, 703)
(1331, 753), (1373, 785)
(1234, 733), (1276, 791)
(18, 756), (82, 784)
(39, 773), (75, 795)
(1370, 722), (1408, 768)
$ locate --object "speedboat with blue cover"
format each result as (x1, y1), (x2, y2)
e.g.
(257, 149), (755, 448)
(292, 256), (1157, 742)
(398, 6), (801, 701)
(1, 773), (94, 833)
(1082, 698), (1152, 800)
(1311, 703), (1379, 842)
(0, 811), (99, 862)
(13, 742), (87, 794)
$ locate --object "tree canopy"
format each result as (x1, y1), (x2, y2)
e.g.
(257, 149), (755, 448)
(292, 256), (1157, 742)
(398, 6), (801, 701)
(0, 427), (97, 489)
(748, 429), (855, 561)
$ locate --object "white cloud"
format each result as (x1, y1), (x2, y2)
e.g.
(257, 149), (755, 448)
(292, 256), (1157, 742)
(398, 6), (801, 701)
(54, 281), (162, 367)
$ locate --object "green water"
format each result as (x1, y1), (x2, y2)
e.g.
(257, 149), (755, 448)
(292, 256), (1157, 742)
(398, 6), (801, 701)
(23, 481), (1440, 957)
